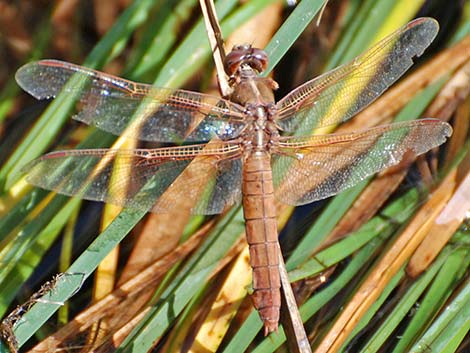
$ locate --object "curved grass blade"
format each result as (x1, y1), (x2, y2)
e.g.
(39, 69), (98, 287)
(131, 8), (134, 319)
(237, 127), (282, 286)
(262, 0), (326, 75)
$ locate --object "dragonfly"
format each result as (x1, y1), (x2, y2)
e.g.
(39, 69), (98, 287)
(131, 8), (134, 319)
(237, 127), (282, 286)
(15, 17), (452, 335)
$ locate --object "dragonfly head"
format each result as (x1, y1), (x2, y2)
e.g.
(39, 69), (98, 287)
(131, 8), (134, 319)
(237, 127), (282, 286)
(224, 44), (268, 77)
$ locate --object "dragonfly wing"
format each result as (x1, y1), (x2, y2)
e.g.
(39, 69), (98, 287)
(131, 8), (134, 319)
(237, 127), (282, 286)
(24, 143), (243, 215)
(275, 18), (438, 134)
(272, 119), (451, 205)
(15, 60), (246, 143)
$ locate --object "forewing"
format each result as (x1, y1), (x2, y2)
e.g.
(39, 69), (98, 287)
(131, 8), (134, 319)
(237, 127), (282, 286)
(24, 143), (243, 215)
(276, 18), (439, 134)
(15, 60), (246, 142)
(272, 119), (451, 205)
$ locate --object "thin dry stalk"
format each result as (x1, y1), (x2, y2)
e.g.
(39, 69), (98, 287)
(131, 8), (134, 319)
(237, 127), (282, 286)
(199, 0), (230, 96)
(279, 247), (312, 353)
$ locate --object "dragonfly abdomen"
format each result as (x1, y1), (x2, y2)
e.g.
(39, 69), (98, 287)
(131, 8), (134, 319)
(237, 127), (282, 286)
(242, 152), (281, 335)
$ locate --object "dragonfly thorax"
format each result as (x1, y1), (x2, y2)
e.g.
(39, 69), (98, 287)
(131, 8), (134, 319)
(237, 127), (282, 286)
(241, 104), (279, 153)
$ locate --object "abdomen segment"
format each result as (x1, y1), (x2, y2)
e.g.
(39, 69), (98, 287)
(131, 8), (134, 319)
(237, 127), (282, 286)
(242, 152), (280, 334)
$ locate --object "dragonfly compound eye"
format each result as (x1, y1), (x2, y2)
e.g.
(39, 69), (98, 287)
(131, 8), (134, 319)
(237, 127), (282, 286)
(224, 45), (269, 76)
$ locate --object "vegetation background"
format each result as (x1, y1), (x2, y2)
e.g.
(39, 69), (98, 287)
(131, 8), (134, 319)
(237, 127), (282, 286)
(0, 0), (469, 352)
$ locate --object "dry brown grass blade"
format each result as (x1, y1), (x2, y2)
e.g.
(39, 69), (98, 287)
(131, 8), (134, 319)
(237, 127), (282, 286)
(25, 223), (213, 353)
(118, 148), (224, 288)
(119, 213), (184, 283)
(404, 61), (470, 277)
(117, 165), (202, 287)
(185, 245), (250, 352)
(115, 139), (227, 328)
(315, 165), (458, 353)
(323, 161), (410, 247)
(422, 61), (470, 122)
(89, 224), (247, 352)
(223, 3), (282, 55)
(91, 308), (150, 353)
(444, 87), (470, 169)
(407, 151), (470, 277)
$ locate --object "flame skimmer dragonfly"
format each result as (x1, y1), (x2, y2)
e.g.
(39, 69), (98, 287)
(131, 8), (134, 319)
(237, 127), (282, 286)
(16, 17), (451, 334)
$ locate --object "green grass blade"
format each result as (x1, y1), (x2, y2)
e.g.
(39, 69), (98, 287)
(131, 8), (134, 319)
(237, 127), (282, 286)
(0, 189), (49, 244)
(14, 207), (147, 346)
(358, 247), (452, 353)
(289, 187), (420, 282)
(325, 0), (399, 69)
(0, 194), (71, 286)
(123, 0), (199, 81)
(392, 247), (470, 353)
(410, 254), (470, 352)
(262, 0), (325, 75)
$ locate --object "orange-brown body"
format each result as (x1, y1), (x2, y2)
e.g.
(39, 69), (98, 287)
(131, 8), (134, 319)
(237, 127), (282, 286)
(227, 47), (283, 333)
(242, 152), (280, 334)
